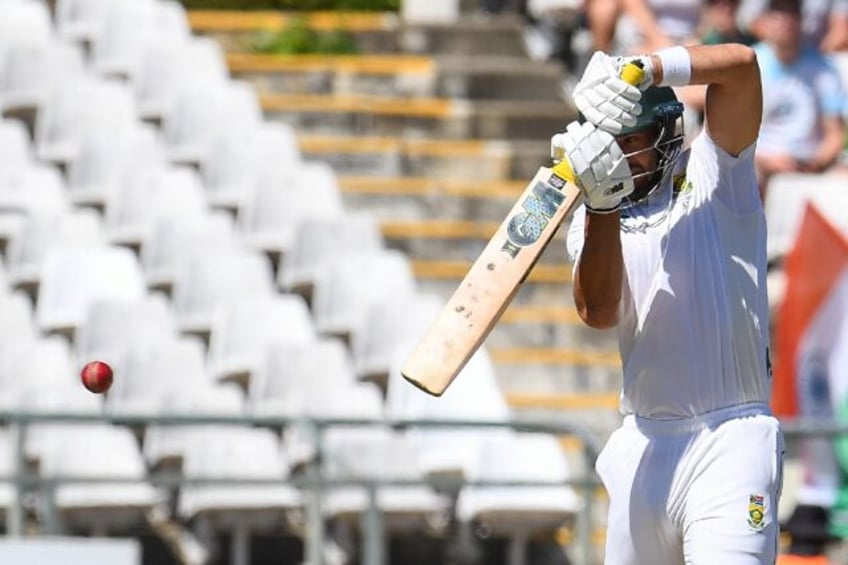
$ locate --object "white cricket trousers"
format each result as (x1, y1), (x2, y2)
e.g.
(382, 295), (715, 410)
(596, 402), (784, 565)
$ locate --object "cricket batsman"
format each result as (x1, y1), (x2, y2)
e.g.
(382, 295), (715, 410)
(554, 44), (785, 563)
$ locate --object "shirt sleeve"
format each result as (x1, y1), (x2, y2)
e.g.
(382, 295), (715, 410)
(691, 129), (761, 215)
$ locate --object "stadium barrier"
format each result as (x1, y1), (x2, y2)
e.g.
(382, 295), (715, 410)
(0, 410), (604, 565)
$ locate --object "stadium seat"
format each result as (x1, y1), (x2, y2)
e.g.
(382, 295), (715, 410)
(237, 161), (345, 263)
(90, 0), (189, 80)
(55, 0), (117, 46)
(455, 432), (581, 560)
(350, 290), (441, 386)
(207, 294), (316, 388)
(0, 335), (76, 407)
(106, 335), (211, 417)
(38, 423), (164, 535)
(103, 166), (209, 248)
(0, 429), (20, 530)
(200, 121), (302, 212)
(170, 249), (275, 336)
(311, 249), (417, 343)
(143, 382), (245, 472)
(34, 75), (138, 168)
(177, 426), (302, 565)
(67, 124), (167, 208)
(161, 79), (262, 167)
(140, 212), (237, 291)
(35, 244), (146, 336)
(0, 40), (85, 125)
(277, 213), (384, 301)
(75, 294), (178, 373)
(320, 426), (450, 536)
(5, 209), (103, 292)
(0, 0), (53, 50)
(0, 164), (70, 253)
(248, 337), (383, 467)
(0, 119), (32, 169)
(386, 347), (513, 482)
(0, 291), (37, 352)
(131, 37), (229, 122)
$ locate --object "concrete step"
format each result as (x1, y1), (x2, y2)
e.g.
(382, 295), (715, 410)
(295, 133), (549, 180)
(228, 52), (567, 101)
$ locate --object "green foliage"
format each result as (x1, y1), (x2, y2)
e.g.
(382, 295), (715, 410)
(180, 0), (399, 10)
(248, 16), (358, 54)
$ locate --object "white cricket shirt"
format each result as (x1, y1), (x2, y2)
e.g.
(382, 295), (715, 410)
(567, 130), (772, 418)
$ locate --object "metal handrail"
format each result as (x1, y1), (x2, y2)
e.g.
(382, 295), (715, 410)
(0, 410), (605, 565)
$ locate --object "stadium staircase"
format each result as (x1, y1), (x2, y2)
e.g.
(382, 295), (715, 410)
(188, 7), (624, 444)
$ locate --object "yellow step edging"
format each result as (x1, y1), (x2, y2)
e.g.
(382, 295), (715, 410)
(189, 10), (398, 32)
(297, 134), (505, 158)
(260, 93), (458, 119)
(506, 391), (620, 410)
(227, 52), (435, 75)
(380, 219), (500, 239)
(410, 260), (571, 283)
(492, 348), (620, 367)
(338, 175), (526, 198)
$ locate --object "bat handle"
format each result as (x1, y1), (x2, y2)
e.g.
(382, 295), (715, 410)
(553, 60), (646, 183)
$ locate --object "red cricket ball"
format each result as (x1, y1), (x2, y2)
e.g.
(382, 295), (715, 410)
(80, 360), (113, 394)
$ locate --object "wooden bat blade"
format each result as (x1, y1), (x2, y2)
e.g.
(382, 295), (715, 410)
(401, 165), (582, 396)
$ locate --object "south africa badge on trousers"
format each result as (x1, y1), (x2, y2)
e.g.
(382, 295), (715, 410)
(747, 494), (765, 530)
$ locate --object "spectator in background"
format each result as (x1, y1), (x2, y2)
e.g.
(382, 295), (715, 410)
(739, 0), (848, 52)
(584, 0), (703, 55)
(701, 0), (758, 45)
(753, 0), (847, 199)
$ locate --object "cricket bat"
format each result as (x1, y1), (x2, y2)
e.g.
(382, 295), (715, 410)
(401, 61), (645, 397)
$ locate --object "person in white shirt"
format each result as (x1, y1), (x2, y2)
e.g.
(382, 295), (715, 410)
(552, 44), (784, 563)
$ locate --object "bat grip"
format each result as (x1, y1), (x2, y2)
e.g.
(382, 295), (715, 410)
(553, 60), (645, 183)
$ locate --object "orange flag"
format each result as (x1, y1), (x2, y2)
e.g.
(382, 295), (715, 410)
(772, 203), (848, 417)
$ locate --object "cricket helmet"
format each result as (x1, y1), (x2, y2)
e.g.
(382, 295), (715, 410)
(618, 86), (685, 206)
(578, 85), (685, 206)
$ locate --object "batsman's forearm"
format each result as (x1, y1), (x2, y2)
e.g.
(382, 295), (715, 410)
(650, 43), (758, 88)
(573, 212), (623, 329)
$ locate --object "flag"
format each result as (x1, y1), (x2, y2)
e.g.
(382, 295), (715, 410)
(772, 203), (848, 418)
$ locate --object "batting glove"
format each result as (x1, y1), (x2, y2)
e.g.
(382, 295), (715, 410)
(573, 51), (644, 135)
(551, 121), (634, 213)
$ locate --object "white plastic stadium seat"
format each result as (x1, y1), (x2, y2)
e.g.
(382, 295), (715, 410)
(106, 336), (211, 416)
(5, 209), (103, 291)
(0, 41), (86, 118)
(200, 122), (302, 211)
(103, 166), (208, 248)
(0, 165), (70, 247)
(238, 162), (345, 260)
(34, 76), (138, 168)
(75, 294), (178, 369)
(350, 291), (441, 384)
(140, 212), (237, 291)
(161, 80), (262, 167)
(0, 119), (32, 170)
(132, 37), (229, 122)
(177, 426), (302, 565)
(0, 0), (53, 50)
(311, 249), (417, 342)
(67, 124), (167, 208)
(386, 347), (513, 481)
(38, 423), (164, 535)
(455, 432), (582, 555)
(321, 426), (449, 533)
(0, 335), (77, 406)
(170, 250), (276, 336)
(277, 213), (384, 298)
(55, 0), (120, 45)
(207, 294), (316, 387)
(90, 0), (189, 80)
(36, 244), (146, 335)
(0, 291), (37, 353)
